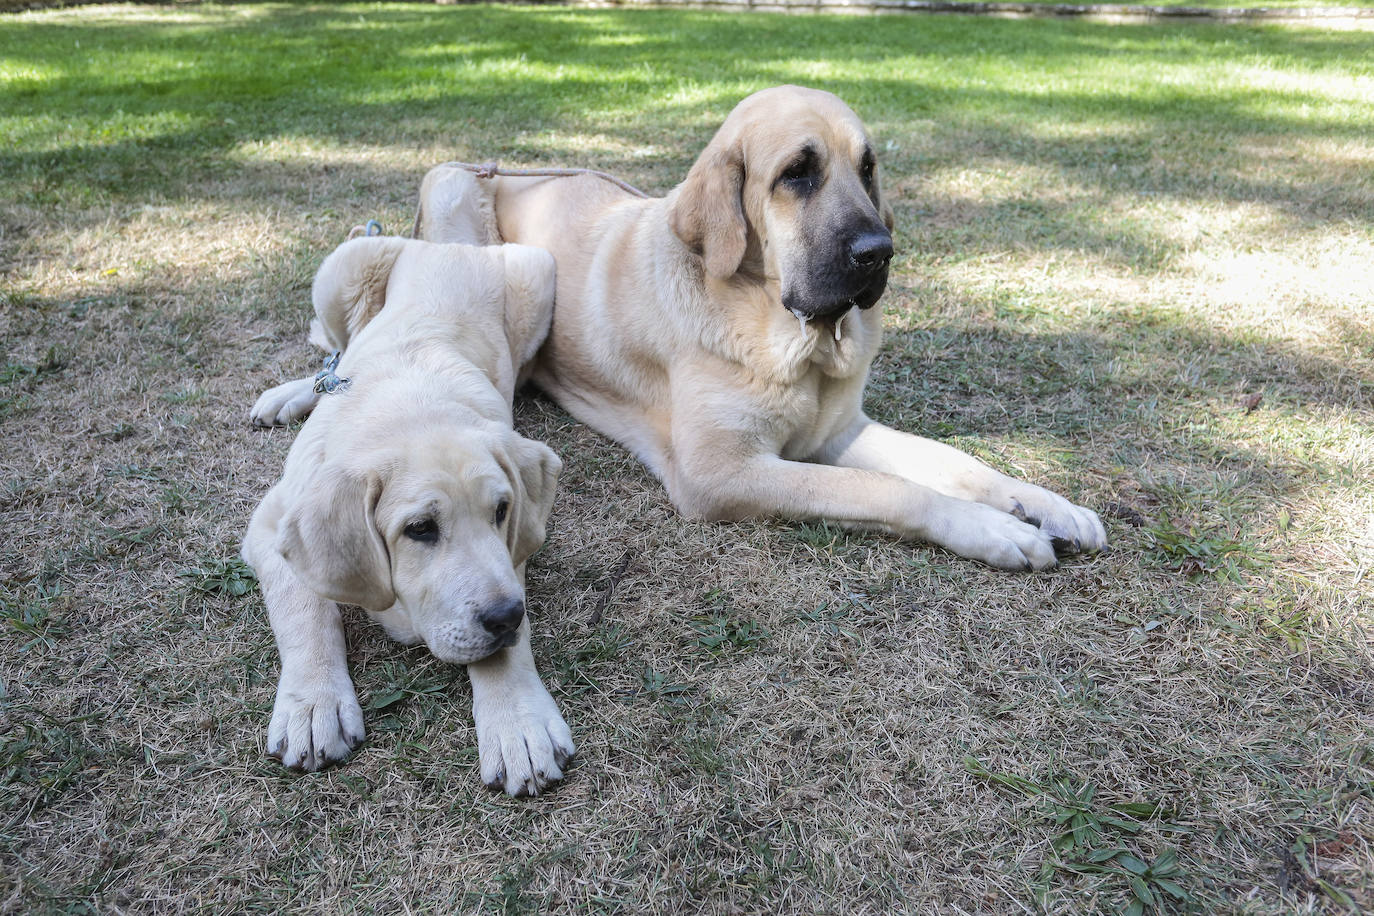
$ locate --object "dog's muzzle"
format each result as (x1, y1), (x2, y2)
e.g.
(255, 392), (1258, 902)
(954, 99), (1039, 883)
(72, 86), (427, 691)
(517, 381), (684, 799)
(784, 225), (893, 322)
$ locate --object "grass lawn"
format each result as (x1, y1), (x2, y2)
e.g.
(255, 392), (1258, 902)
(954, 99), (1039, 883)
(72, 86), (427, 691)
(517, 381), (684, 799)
(777, 0), (1374, 9)
(886, 0), (1374, 9)
(2, 2), (1373, 913)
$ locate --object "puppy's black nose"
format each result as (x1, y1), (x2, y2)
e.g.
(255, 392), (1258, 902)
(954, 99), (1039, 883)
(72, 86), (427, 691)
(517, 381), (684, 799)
(479, 599), (525, 637)
(848, 231), (893, 270)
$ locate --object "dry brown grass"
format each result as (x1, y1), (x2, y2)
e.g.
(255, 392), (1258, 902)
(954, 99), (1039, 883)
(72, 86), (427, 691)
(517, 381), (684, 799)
(2, 4), (1373, 914)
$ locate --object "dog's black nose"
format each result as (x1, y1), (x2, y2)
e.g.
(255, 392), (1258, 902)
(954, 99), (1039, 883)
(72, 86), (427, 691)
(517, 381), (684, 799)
(479, 599), (525, 637)
(848, 231), (893, 270)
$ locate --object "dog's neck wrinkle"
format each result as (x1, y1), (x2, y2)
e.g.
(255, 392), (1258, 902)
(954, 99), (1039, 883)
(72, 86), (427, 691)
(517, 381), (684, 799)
(690, 273), (805, 383)
(650, 206), (864, 388)
(341, 309), (517, 413)
(726, 278), (882, 383)
(339, 347), (513, 431)
(334, 383), (507, 466)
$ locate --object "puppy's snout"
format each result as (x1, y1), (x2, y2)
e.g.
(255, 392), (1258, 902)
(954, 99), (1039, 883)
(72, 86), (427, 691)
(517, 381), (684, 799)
(848, 231), (893, 272)
(478, 598), (525, 637)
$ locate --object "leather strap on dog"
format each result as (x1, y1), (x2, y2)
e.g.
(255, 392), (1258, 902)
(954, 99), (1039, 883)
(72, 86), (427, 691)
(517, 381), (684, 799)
(410, 160), (650, 238)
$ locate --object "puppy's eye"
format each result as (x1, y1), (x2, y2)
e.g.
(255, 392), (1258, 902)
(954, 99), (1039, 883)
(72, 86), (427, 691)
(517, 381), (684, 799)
(860, 152), (876, 190)
(493, 499), (510, 527)
(403, 519), (439, 543)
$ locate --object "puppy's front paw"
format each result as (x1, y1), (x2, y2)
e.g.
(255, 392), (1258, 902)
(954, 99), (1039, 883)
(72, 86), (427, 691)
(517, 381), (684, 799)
(1010, 490), (1108, 555)
(267, 681), (365, 771)
(250, 376), (320, 428)
(474, 687), (574, 797)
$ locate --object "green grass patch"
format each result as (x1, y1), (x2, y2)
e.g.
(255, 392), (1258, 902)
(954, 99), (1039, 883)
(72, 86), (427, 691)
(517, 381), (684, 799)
(2, 4), (1372, 915)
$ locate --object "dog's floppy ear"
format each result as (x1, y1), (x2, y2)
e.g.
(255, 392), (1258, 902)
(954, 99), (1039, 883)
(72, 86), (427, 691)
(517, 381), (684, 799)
(311, 236), (409, 351)
(499, 244), (557, 370)
(494, 433), (562, 569)
(669, 138), (747, 279)
(278, 467), (395, 612)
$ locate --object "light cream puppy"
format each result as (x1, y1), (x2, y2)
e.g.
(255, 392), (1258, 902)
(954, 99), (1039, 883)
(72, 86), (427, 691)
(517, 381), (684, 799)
(250, 170), (501, 428)
(241, 233), (572, 796)
(428, 85), (1105, 570)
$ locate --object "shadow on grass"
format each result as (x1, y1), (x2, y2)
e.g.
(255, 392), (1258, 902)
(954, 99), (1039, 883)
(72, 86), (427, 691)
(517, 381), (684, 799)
(4, 5), (1373, 229)
(4, 4), (1369, 555)
(866, 313), (1369, 505)
(3, 11), (1373, 893)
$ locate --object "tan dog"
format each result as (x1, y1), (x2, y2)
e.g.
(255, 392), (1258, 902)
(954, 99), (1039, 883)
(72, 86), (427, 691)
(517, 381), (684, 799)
(242, 231), (572, 795)
(430, 85), (1106, 568)
(258, 85), (1104, 568)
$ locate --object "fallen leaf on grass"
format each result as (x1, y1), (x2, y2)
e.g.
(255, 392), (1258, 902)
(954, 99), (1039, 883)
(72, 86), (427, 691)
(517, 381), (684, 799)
(1314, 832), (1355, 858)
(1104, 502), (1146, 527)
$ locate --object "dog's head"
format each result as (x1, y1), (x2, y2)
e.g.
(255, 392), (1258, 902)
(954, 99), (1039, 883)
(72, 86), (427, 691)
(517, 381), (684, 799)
(669, 85), (894, 324)
(277, 424), (561, 664)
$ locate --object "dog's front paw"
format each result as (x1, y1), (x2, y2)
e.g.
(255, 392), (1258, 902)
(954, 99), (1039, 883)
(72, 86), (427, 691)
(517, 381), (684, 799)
(1009, 490), (1108, 556)
(250, 376), (321, 428)
(924, 498), (1058, 571)
(474, 686), (574, 797)
(267, 680), (365, 771)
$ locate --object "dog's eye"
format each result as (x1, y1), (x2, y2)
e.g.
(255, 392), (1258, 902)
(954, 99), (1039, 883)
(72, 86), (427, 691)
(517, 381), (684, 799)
(860, 151), (876, 190)
(493, 499), (510, 527)
(403, 519), (439, 543)
(778, 150), (819, 193)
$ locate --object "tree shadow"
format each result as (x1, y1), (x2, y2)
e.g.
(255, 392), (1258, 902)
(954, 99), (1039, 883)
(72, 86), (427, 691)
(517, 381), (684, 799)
(4, 4), (1369, 543)
(4, 15), (1372, 907)
(4, 5), (1372, 227)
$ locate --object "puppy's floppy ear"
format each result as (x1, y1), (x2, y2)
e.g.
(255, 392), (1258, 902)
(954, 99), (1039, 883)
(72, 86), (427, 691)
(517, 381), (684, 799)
(311, 236), (409, 351)
(494, 433), (562, 568)
(669, 138), (747, 279)
(278, 467), (395, 612)
(499, 243), (557, 370)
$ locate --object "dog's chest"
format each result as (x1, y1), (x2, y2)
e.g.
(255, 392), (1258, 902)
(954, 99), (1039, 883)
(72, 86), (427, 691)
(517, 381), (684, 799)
(775, 370), (866, 461)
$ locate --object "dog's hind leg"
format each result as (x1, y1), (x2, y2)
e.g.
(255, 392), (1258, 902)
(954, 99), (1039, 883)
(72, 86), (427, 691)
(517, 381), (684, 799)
(415, 165), (500, 246)
(250, 376), (320, 428)
(248, 235), (409, 427)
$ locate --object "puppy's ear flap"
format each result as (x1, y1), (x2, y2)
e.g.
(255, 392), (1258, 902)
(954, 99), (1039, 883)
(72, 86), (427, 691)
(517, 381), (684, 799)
(499, 244), (557, 370)
(669, 139), (747, 279)
(278, 468), (395, 612)
(495, 434), (562, 569)
(311, 237), (409, 351)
